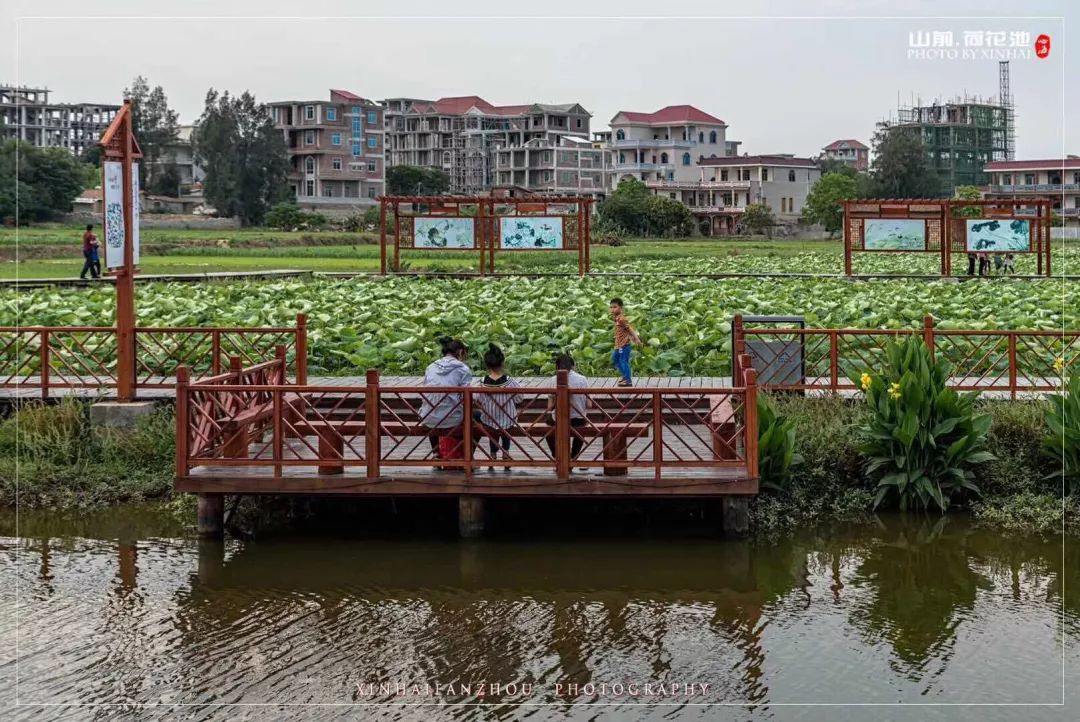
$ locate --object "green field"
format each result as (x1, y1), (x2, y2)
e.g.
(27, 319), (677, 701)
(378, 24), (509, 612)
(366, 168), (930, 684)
(1, 224), (1075, 278)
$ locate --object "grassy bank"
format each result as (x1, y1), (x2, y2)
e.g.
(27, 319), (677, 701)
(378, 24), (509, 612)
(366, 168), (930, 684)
(0, 401), (174, 508)
(0, 398), (1074, 537)
(752, 396), (1078, 537)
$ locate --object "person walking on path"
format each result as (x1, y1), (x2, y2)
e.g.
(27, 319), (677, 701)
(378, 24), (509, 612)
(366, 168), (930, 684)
(609, 298), (641, 387)
(80, 224), (101, 280)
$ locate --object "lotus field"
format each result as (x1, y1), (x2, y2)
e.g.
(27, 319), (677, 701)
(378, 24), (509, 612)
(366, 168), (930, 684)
(4, 275), (1076, 377)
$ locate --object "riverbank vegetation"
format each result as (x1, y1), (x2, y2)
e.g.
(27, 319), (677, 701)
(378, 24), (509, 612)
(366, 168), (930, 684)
(0, 401), (174, 508)
(0, 396), (1074, 536)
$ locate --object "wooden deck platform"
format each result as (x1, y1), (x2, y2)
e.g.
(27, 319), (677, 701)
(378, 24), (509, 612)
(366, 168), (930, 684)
(0, 373), (1057, 402)
(0, 374), (735, 401)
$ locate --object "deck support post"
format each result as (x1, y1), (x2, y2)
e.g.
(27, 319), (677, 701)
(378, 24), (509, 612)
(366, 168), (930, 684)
(458, 495), (485, 538)
(197, 493), (225, 538)
(721, 495), (750, 537)
(197, 538), (225, 584)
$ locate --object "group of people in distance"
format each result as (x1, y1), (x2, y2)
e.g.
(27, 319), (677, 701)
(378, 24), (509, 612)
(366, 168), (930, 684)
(419, 298), (641, 470)
(966, 251), (1016, 276)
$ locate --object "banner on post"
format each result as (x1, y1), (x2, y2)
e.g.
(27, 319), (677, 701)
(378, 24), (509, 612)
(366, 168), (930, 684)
(103, 160), (141, 268)
(131, 163), (141, 265)
(103, 161), (125, 268)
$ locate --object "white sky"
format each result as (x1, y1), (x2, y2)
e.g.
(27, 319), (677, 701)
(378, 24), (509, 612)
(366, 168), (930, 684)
(1, 0), (1074, 159)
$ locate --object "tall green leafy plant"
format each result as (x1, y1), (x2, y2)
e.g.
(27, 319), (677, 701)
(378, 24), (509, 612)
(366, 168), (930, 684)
(1043, 371), (1080, 495)
(855, 335), (994, 511)
(757, 393), (803, 491)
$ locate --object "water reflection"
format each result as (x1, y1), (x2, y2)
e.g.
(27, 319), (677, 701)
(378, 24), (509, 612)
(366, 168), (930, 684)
(0, 508), (1075, 716)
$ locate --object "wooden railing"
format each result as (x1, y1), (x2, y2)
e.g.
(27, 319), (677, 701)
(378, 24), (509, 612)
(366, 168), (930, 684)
(0, 314), (307, 397)
(733, 314), (1078, 397)
(177, 365), (760, 486)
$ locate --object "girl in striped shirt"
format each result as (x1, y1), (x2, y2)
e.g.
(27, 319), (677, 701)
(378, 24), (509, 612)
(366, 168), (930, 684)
(473, 344), (521, 471)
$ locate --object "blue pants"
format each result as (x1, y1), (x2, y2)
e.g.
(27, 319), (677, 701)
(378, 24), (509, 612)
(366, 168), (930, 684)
(612, 345), (632, 383)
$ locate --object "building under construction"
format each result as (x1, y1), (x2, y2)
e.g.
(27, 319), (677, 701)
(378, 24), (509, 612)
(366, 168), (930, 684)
(881, 62), (1015, 196)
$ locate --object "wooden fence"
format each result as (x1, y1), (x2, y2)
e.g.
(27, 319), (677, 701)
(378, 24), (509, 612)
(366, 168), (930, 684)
(733, 314), (1077, 397)
(0, 314), (307, 397)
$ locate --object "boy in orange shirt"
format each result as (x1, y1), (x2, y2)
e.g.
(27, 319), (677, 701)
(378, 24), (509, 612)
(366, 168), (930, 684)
(609, 298), (641, 387)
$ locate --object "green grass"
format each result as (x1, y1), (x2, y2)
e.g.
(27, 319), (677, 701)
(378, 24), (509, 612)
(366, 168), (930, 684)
(3, 224), (1072, 278)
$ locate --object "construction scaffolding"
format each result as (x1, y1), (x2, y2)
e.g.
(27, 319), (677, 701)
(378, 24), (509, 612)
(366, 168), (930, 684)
(883, 62), (1016, 196)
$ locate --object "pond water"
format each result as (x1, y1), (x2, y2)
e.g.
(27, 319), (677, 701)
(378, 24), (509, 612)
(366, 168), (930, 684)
(1, 507), (1077, 721)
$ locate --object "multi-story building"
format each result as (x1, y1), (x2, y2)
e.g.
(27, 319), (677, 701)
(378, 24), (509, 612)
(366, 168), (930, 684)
(0, 85), (119, 157)
(608, 105), (741, 189)
(643, 154), (820, 234)
(383, 96), (592, 194)
(152, 125), (205, 190)
(983, 157), (1080, 227)
(821, 139), (869, 171)
(880, 97), (1012, 196)
(268, 89), (385, 213)
(493, 136), (610, 199)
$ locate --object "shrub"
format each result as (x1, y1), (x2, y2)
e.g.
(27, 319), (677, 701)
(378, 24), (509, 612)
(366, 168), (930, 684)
(756, 393), (803, 491)
(264, 202), (326, 231)
(264, 202), (306, 230)
(855, 335), (994, 512)
(1043, 371), (1080, 495)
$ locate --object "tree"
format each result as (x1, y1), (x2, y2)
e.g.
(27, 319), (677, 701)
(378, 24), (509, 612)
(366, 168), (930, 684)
(597, 177), (651, 235)
(151, 162), (182, 197)
(597, 177), (696, 237)
(0, 141), (87, 222)
(817, 157), (860, 179)
(868, 127), (941, 198)
(804, 172), (858, 237)
(953, 185), (983, 218)
(742, 203), (776, 236)
(193, 89), (290, 225)
(643, 195), (694, 237)
(124, 76), (180, 190)
(386, 165), (450, 196)
(80, 145), (101, 168)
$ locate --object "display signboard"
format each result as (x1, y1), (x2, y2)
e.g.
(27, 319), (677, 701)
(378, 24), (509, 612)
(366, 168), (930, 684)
(863, 219), (926, 251)
(131, 162), (140, 266)
(103, 160), (141, 268)
(103, 161), (125, 268)
(966, 218), (1031, 252)
(413, 217), (476, 249)
(499, 216), (564, 249)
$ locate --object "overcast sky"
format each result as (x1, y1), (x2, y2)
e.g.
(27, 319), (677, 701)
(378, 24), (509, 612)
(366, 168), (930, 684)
(1, 0), (1074, 158)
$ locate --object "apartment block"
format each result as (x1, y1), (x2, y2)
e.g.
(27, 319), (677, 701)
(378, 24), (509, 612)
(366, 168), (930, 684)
(494, 136), (610, 198)
(0, 85), (119, 157)
(642, 154), (820, 235)
(383, 96), (592, 194)
(821, 139), (869, 171)
(983, 157), (1080, 227)
(608, 105), (741, 188)
(268, 89), (385, 213)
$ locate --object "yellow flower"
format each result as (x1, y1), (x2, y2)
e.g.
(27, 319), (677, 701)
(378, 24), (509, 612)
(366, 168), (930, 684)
(1054, 357), (1066, 371)
(860, 372), (872, 391)
(889, 382), (902, 401)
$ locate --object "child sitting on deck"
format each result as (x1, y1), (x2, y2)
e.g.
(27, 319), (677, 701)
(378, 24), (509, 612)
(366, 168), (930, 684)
(420, 337), (472, 462)
(546, 353), (591, 466)
(473, 343), (521, 472)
